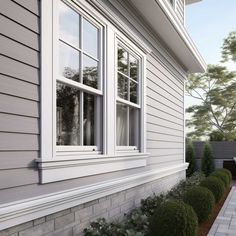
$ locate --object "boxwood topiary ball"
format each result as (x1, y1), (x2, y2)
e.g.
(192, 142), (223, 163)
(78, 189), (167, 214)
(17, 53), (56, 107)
(219, 168), (232, 184)
(183, 186), (215, 223)
(149, 200), (198, 236)
(211, 170), (229, 188)
(200, 176), (225, 203)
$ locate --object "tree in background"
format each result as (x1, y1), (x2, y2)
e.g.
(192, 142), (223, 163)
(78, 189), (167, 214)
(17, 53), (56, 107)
(222, 31), (236, 63)
(186, 141), (197, 177)
(186, 65), (236, 140)
(201, 143), (214, 176)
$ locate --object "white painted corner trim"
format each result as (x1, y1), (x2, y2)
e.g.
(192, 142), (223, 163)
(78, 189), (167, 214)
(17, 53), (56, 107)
(0, 163), (188, 230)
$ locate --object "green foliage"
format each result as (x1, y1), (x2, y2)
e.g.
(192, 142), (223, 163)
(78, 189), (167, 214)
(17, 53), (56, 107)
(222, 31), (236, 63)
(124, 208), (149, 235)
(183, 186), (215, 222)
(167, 172), (205, 200)
(84, 218), (126, 236)
(200, 176), (225, 203)
(186, 142), (197, 177)
(209, 130), (225, 141)
(140, 194), (166, 217)
(219, 168), (232, 183)
(211, 170), (230, 188)
(201, 143), (214, 176)
(149, 200), (198, 236)
(186, 65), (236, 140)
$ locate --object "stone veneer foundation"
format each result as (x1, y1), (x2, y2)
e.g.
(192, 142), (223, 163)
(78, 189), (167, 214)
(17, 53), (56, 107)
(0, 171), (185, 236)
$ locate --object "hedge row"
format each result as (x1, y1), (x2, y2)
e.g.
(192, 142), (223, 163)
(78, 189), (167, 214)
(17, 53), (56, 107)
(84, 169), (231, 236)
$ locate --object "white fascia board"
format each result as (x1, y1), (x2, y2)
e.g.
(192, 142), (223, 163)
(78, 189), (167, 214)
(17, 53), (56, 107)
(0, 163), (188, 230)
(129, 0), (206, 73)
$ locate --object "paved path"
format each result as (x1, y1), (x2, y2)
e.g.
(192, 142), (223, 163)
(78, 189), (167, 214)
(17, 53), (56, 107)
(208, 187), (236, 236)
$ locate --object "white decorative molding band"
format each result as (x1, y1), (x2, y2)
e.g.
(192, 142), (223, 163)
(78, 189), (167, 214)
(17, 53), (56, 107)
(0, 163), (188, 230)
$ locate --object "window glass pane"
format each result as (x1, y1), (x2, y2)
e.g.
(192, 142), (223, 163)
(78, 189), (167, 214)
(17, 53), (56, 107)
(59, 1), (80, 47)
(84, 93), (95, 145)
(117, 73), (128, 100)
(129, 55), (138, 81)
(130, 81), (138, 104)
(83, 18), (98, 58)
(116, 103), (128, 145)
(117, 46), (128, 75)
(57, 83), (80, 145)
(83, 54), (98, 89)
(129, 107), (139, 147)
(59, 42), (80, 82)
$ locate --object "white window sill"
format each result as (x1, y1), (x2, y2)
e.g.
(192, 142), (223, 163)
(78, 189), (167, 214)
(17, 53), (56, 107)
(36, 153), (148, 183)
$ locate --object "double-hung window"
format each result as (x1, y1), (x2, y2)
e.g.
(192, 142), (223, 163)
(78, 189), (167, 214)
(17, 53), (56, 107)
(116, 42), (140, 151)
(56, 1), (103, 153)
(40, 0), (147, 183)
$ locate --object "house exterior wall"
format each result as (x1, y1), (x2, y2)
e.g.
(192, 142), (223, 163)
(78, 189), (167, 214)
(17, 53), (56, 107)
(0, 0), (187, 233)
(175, 0), (185, 24)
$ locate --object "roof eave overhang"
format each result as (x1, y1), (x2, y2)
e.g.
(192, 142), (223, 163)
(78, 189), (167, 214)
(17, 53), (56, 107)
(129, 0), (206, 73)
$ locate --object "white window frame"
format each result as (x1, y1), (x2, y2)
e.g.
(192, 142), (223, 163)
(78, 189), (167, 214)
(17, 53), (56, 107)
(39, 0), (148, 184)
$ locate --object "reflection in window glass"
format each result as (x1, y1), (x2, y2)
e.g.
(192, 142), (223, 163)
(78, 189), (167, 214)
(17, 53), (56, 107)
(57, 83), (80, 145)
(130, 81), (138, 104)
(117, 46), (128, 75)
(83, 18), (98, 58)
(129, 55), (138, 80)
(117, 73), (128, 100)
(59, 1), (80, 47)
(84, 93), (95, 145)
(83, 54), (98, 89)
(129, 107), (139, 146)
(116, 103), (128, 145)
(59, 42), (80, 82)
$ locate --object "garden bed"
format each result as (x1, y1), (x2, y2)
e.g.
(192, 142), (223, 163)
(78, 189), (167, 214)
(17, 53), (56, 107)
(198, 187), (231, 236)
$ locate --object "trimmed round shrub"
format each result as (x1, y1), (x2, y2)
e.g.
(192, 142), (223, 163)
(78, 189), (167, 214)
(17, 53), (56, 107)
(211, 170), (229, 188)
(183, 186), (215, 223)
(200, 176), (225, 203)
(149, 200), (198, 236)
(219, 168), (232, 184)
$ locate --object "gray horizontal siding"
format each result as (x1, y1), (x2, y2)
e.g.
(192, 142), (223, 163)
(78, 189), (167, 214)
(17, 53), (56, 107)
(0, 0), (40, 189)
(0, 0), (186, 198)
(146, 53), (184, 167)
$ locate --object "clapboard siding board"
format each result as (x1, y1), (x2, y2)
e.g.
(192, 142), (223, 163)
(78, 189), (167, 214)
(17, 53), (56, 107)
(0, 74), (39, 101)
(147, 87), (183, 110)
(0, 94), (39, 118)
(0, 113), (39, 134)
(147, 141), (184, 149)
(147, 54), (184, 88)
(175, 0), (185, 24)
(147, 114), (183, 130)
(0, 168), (38, 189)
(12, 0), (40, 15)
(147, 105), (183, 125)
(0, 35), (39, 68)
(147, 123), (183, 137)
(0, 56), (39, 85)
(146, 70), (183, 100)
(0, 151), (38, 169)
(0, 0), (39, 33)
(147, 77), (183, 104)
(0, 133), (39, 151)
(147, 154), (183, 165)
(147, 96), (183, 119)
(147, 132), (183, 142)
(0, 15), (39, 50)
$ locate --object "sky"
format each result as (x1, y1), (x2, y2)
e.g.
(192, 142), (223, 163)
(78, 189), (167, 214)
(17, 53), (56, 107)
(184, 0), (236, 132)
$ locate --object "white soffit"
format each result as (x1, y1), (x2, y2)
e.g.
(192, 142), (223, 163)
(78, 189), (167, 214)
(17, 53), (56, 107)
(129, 0), (206, 73)
(186, 0), (202, 5)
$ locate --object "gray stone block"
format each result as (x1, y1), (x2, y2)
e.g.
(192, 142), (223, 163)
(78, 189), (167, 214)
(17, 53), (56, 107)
(46, 209), (71, 221)
(19, 221), (54, 236)
(0, 221), (33, 236)
(54, 213), (74, 230)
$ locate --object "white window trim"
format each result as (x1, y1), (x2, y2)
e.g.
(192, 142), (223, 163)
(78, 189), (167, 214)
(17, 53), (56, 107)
(40, 0), (148, 183)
